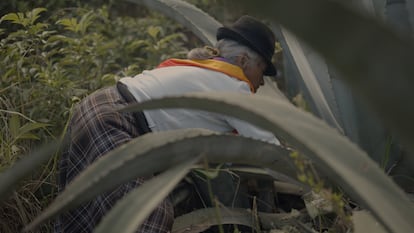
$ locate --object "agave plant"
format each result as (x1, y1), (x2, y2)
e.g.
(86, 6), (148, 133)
(270, 0), (414, 191)
(1, 0), (414, 232)
(17, 91), (414, 233)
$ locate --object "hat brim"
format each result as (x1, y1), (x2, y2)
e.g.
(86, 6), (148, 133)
(217, 27), (277, 76)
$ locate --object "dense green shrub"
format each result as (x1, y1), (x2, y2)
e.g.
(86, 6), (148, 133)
(1, 6), (189, 134)
(0, 5), (191, 232)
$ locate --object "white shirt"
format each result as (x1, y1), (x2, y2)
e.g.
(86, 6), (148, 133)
(119, 65), (280, 145)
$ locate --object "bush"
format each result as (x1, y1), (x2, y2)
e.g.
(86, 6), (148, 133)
(0, 5), (191, 232)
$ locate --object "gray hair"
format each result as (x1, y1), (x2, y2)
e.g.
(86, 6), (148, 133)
(187, 39), (264, 67)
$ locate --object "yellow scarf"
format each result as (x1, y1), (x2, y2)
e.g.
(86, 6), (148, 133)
(157, 58), (254, 92)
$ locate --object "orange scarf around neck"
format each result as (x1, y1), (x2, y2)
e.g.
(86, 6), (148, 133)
(157, 58), (254, 92)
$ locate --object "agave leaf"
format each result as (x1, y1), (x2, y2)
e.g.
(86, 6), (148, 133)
(407, 0), (414, 32)
(385, 0), (413, 34)
(280, 28), (343, 133)
(228, 166), (310, 195)
(172, 207), (256, 233)
(127, 0), (222, 45)
(25, 129), (293, 231)
(172, 207), (303, 233)
(360, 0), (378, 14)
(367, 0), (387, 17)
(121, 92), (414, 233)
(0, 140), (61, 201)
(353, 210), (387, 233)
(235, 0), (414, 160)
(315, 0), (408, 174)
(94, 156), (199, 233)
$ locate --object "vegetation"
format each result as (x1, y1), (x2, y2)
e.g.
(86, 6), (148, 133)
(0, 3), (191, 232)
(1, 0), (414, 233)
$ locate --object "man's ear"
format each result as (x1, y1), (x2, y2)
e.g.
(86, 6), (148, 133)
(236, 53), (249, 69)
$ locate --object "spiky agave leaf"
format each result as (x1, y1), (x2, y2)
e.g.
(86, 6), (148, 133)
(121, 92), (414, 233)
(172, 207), (304, 233)
(24, 128), (293, 231)
(94, 156), (200, 233)
(278, 28), (344, 133)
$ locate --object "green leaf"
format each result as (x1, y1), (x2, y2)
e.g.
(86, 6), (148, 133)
(24, 129), (293, 231)
(27, 8), (47, 25)
(9, 114), (20, 139)
(78, 11), (95, 34)
(120, 92), (414, 233)
(32, 22), (49, 32)
(125, 40), (148, 51)
(57, 18), (78, 32)
(15, 122), (50, 141)
(0, 13), (20, 24)
(159, 32), (187, 46)
(16, 133), (39, 140)
(47, 34), (73, 44)
(3, 12), (30, 27)
(193, 163), (223, 180)
(147, 25), (161, 39)
(94, 156), (199, 233)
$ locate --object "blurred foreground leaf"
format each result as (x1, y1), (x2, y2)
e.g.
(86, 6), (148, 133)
(25, 129), (293, 231)
(122, 92), (414, 233)
(0, 139), (61, 201)
(94, 156), (199, 233)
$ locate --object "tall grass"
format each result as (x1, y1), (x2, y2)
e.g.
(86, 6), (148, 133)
(0, 103), (56, 232)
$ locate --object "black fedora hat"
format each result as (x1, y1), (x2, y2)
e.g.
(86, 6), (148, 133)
(216, 15), (277, 76)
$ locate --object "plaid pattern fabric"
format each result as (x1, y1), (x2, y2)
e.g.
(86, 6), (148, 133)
(55, 86), (173, 233)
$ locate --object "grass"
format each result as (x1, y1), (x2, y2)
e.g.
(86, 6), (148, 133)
(0, 97), (59, 232)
